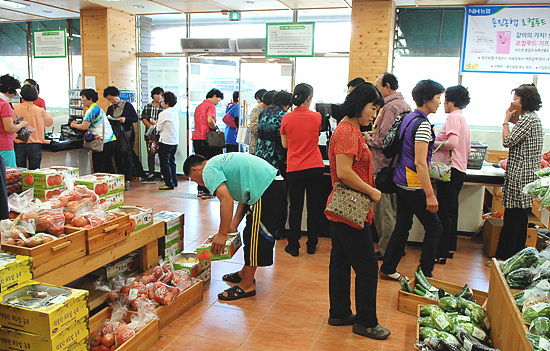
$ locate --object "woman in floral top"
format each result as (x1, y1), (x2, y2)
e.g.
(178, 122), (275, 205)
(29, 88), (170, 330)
(327, 82), (390, 340)
(496, 84), (543, 260)
(254, 90), (292, 177)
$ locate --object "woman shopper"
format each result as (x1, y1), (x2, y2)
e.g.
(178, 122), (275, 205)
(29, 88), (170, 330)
(379, 79), (444, 280)
(224, 91), (239, 153)
(327, 82), (390, 340)
(104, 86), (139, 190)
(248, 88), (268, 154)
(23, 79), (46, 110)
(495, 84), (543, 260)
(0, 74), (28, 167)
(433, 85), (471, 264)
(70, 89), (116, 173)
(13, 84), (53, 169)
(156, 92), (179, 190)
(281, 83), (324, 256)
(140, 86), (164, 179)
(254, 90), (291, 176)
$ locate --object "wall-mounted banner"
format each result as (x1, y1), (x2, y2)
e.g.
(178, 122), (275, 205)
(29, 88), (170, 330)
(266, 22), (315, 57)
(33, 29), (67, 58)
(461, 6), (549, 74)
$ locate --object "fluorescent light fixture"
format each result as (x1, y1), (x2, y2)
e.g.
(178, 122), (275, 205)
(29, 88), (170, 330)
(0, 0), (29, 9)
(133, 4), (145, 9)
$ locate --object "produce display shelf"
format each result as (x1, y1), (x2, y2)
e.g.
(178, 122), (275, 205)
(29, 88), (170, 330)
(487, 257), (532, 351)
(157, 280), (203, 329)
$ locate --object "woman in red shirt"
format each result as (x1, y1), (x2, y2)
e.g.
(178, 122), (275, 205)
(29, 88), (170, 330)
(281, 83), (325, 256)
(326, 82), (390, 340)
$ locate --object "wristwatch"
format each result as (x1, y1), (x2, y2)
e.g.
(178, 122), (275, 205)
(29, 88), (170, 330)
(502, 122), (509, 126)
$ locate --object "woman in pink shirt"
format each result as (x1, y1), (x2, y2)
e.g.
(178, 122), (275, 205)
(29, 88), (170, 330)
(281, 83), (325, 256)
(432, 85), (471, 264)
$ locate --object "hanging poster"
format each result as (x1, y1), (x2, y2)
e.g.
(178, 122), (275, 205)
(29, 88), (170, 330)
(266, 22), (315, 57)
(461, 6), (549, 74)
(33, 29), (67, 58)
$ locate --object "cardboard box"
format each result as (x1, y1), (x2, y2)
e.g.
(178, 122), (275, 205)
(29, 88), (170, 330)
(196, 232), (242, 262)
(23, 186), (67, 201)
(74, 173), (124, 195)
(153, 211), (184, 233)
(160, 245), (181, 260)
(0, 315), (88, 351)
(197, 267), (211, 284)
(22, 170), (64, 189)
(482, 218), (537, 257)
(159, 228), (183, 250)
(485, 150), (509, 163)
(0, 281), (88, 337)
(172, 252), (210, 279)
(93, 251), (140, 280)
(98, 190), (125, 210)
(0, 253), (33, 292)
(109, 206), (153, 232)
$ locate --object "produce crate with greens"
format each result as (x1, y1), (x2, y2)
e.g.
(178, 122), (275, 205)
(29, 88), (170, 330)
(500, 247), (540, 276)
(523, 302), (550, 325)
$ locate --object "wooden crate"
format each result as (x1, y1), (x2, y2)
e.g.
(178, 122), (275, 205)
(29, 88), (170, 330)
(1, 228), (86, 277)
(157, 280), (203, 329)
(487, 258), (532, 351)
(485, 150), (509, 163)
(66, 212), (131, 254)
(397, 277), (488, 316)
(482, 218), (537, 257)
(89, 307), (159, 351)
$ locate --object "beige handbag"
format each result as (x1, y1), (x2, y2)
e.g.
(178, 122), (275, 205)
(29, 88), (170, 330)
(324, 182), (373, 230)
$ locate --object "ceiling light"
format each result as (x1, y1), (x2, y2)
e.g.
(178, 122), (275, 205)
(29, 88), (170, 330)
(244, 0), (255, 4)
(43, 10), (52, 13)
(133, 4), (145, 9)
(0, 0), (29, 9)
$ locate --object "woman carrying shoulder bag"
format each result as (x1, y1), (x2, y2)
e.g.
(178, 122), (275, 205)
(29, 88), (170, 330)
(327, 82), (390, 340)
(71, 89), (116, 173)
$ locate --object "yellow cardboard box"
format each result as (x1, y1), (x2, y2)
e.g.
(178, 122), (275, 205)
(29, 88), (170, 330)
(0, 253), (33, 292)
(0, 315), (88, 351)
(0, 281), (88, 337)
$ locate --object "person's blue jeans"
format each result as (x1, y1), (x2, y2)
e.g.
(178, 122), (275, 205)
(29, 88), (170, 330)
(158, 142), (178, 188)
(380, 187), (442, 277)
(15, 143), (43, 170)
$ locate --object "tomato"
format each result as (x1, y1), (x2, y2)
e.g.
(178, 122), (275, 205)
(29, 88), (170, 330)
(153, 267), (163, 279)
(110, 346), (117, 351)
(98, 345), (109, 351)
(66, 201), (81, 213)
(120, 286), (130, 294)
(36, 215), (54, 231)
(101, 323), (115, 336)
(115, 329), (134, 346)
(90, 331), (101, 346)
(48, 199), (63, 209)
(58, 195), (70, 206)
(72, 216), (88, 227)
(64, 211), (75, 224)
(163, 292), (174, 305)
(69, 191), (82, 202)
(108, 292), (118, 301)
(102, 333), (115, 347)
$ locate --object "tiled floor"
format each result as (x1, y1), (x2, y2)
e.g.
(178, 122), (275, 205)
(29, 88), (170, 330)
(124, 177), (492, 351)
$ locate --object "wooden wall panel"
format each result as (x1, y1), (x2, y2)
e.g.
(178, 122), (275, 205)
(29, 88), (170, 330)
(81, 7), (136, 112)
(348, 0), (395, 84)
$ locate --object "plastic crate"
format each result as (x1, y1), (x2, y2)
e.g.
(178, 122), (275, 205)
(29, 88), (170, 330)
(468, 141), (488, 170)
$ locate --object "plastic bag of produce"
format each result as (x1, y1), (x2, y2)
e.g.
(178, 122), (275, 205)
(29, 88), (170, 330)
(523, 303), (550, 325)
(537, 168), (550, 178)
(524, 178), (550, 200)
(430, 309), (454, 333)
(420, 304), (441, 317)
(527, 332), (550, 351)
(439, 296), (459, 312)
(507, 267), (539, 289)
(515, 288), (550, 312)
(58, 182), (99, 217)
(7, 188), (34, 214)
(530, 317), (550, 338)
(501, 247), (540, 276)
(1, 218), (33, 245)
(419, 327), (438, 340)
(90, 303), (130, 350)
(418, 316), (436, 328)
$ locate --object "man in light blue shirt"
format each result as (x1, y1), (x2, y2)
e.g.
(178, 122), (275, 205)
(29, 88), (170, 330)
(183, 153), (286, 301)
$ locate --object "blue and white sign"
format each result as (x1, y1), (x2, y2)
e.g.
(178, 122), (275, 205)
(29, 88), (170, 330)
(461, 6), (550, 74)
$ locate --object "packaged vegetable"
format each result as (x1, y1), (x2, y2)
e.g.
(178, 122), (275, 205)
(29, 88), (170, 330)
(507, 267), (537, 289)
(530, 317), (550, 338)
(439, 296), (459, 312)
(420, 304), (441, 317)
(500, 247), (540, 276)
(523, 303), (550, 325)
(430, 309), (454, 333)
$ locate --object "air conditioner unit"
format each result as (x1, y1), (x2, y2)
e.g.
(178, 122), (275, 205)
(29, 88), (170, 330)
(235, 38), (265, 53)
(180, 38), (236, 53)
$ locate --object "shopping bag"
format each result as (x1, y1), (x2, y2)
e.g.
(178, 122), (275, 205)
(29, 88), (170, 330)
(236, 126), (250, 144)
(429, 142), (452, 182)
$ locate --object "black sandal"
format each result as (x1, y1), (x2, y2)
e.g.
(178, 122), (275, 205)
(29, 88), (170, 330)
(218, 285), (256, 301)
(222, 271), (242, 283)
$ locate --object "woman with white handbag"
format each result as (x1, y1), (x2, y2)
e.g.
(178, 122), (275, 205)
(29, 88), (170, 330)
(432, 85), (471, 264)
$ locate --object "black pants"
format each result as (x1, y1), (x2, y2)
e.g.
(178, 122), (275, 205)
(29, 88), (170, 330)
(193, 140), (222, 194)
(114, 129), (134, 182)
(92, 141), (116, 174)
(158, 143), (178, 188)
(381, 187), (442, 277)
(329, 221), (379, 328)
(14, 143), (43, 170)
(495, 207), (531, 260)
(436, 168), (466, 258)
(225, 144), (239, 153)
(0, 155), (9, 220)
(144, 134), (156, 174)
(286, 167), (324, 250)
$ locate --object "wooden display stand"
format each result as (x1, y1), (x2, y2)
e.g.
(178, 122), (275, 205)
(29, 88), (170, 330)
(89, 307), (159, 351)
(397, 276), (488, 316)
(487, 258), (532, 351)
(157, 280), (203, 329)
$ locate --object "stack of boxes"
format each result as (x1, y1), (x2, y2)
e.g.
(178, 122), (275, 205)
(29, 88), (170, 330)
(74, 173), (124, 210)
(22, 166), (79, 200)
(153, 211), (184, 260)
(173, 252), (211, 284)
(0, 253), (88, 350)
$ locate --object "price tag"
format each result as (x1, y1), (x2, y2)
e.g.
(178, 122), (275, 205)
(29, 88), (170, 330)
(39, 202), (52, 210)
(463, 338), (473, 351)
(435, 315), (450, 330)
(50, 295), (69, 305)
(531, 302), (549, 313)
(540, 337), (550, 351)
(537, 280), (550, 290)
(428, 286), (438, 293)
(128, 288), (138, 300)
(472, 327), (486, 341)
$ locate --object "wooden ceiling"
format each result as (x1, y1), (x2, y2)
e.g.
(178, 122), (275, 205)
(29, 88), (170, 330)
(0, 0), (547, 22)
